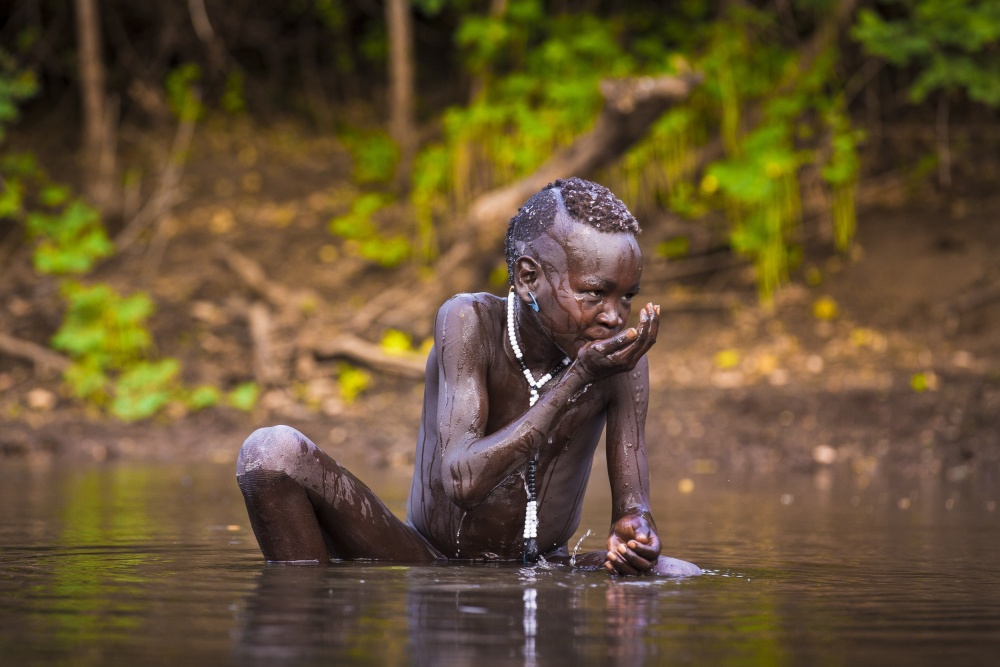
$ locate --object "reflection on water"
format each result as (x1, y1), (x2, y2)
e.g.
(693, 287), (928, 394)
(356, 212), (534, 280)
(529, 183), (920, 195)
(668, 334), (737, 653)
(234, 562), (690, 666)
(1, 459), (998, 665)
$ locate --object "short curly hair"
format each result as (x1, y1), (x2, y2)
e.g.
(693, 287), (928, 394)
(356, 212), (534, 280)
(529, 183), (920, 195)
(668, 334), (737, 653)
(504, 177), (640, 282)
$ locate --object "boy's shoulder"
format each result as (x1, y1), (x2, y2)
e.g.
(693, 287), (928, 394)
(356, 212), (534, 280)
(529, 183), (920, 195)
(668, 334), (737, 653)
(432, 293), (505, 367)
(434, 292), (504, 336)
(436, 292), (503, 316)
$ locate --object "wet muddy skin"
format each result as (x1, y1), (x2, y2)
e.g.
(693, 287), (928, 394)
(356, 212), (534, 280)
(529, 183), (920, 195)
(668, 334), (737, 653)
(238, 179), (700, 577)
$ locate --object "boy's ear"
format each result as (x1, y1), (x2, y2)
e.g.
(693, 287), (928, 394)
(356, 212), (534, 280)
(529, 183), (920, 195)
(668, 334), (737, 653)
(513, 256), (541, 293)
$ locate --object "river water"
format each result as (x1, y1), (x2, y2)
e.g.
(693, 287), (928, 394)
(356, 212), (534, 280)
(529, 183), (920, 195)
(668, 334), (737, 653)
(1, 456), (998, 665)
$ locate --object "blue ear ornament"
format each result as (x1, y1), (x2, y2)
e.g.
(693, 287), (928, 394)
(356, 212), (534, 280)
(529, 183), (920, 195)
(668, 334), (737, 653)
(528, 292), (540, 313)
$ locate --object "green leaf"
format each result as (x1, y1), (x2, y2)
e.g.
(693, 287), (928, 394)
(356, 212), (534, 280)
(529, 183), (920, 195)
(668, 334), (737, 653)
(111, 359), (179, 421)
(40, 185), (70, 207)
(165, 63), (203, 122)
(227, 383), (259, 411)
(186, 385), (221, 410)
(63, 359), (109, 401)
(338, 365), (371, 403)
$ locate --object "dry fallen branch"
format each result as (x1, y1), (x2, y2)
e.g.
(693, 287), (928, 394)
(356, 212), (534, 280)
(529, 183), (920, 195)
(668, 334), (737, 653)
(216, 243), (426, 380)
(215, 243), (318, 314)
(466, 73), (704, 242)
(0, 332), (71, 374)
(312, 335), (426, 380)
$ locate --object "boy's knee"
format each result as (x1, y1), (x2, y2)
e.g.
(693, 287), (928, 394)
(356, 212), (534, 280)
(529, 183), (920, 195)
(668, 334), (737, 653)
(237, 425), (313, 477)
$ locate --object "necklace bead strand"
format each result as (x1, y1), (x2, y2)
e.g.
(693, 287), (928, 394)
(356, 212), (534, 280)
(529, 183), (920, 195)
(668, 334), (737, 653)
(507, 290), (570, 563)
(506, 291), (570, 407)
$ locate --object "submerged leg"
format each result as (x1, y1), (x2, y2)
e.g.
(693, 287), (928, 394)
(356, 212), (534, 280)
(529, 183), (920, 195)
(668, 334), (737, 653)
(238, 466), (331, 562)
(237, 425), (443, 563)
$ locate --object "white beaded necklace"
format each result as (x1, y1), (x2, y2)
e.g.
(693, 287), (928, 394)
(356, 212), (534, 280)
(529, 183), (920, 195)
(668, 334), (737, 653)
(506, 290), (570, 407)
(506, 289), (570, 562)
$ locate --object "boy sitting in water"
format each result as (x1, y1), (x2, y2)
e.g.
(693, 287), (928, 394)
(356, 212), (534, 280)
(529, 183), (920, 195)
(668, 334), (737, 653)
(237, 177), (700, 576)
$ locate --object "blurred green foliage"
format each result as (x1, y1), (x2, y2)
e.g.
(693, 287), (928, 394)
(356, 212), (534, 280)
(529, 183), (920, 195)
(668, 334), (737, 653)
(691, 7), (862, 300)
(166, 63), (203, 122)
(49, 283), (212, 421)
(1, 56), (256, 421)
(445, 1), (638, 202)
(402, 0), (861, 301)
(337, 364), (371, 403)
(853, 0), (1000, 106)
(0, 50), (36, 142)
(341, 130), (399, 184)
(3, 0), (997, 418)
(222, 70), (247, 116)
(328, 192), (410, 267)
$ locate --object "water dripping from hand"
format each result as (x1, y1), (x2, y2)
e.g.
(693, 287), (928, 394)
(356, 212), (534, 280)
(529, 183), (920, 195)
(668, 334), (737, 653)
(569, 529), (593, 567)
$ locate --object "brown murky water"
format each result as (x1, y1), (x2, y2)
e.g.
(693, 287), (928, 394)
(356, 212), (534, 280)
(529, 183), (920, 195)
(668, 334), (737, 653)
(1, 457), (998, 665)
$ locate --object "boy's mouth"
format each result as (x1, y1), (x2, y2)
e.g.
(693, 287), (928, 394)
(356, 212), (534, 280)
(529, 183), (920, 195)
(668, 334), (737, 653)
(583, 327), (624, 342)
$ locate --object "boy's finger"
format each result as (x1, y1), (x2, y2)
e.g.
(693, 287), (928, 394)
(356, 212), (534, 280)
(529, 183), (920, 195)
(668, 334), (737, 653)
(616, 543), (654, 572)
(609, 332), (653, 367)
(628, 540), (659, 560)
(635, 306), (651, 337)
(606, 553), (640, 576)
(593, 328), (637, 355)
(645, 307), (660, 343)
(619, 543), (654, 568)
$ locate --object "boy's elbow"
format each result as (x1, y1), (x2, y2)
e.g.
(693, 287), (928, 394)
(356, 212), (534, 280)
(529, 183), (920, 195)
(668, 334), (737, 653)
(442, 455), (484, 511)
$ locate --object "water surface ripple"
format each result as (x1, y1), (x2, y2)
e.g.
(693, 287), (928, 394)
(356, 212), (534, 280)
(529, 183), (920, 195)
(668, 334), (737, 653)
(1, 461), (997, 665)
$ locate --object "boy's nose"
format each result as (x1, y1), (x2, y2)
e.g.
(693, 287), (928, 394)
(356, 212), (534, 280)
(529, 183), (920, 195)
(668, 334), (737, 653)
(596, 302), (624, 329)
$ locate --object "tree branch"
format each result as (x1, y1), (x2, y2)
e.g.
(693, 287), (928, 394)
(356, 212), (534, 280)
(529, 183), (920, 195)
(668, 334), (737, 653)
(312, 335), (426, 379)
(215, 243), (427, 380)
(115, 112), (196, 251)
(0, 332), (71, 374)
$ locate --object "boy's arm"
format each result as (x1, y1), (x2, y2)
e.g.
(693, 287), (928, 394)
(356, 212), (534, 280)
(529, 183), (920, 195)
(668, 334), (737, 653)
(435, 295), (587, 509)
(603, 355), (662, 575)
(436, 296), (658, 510)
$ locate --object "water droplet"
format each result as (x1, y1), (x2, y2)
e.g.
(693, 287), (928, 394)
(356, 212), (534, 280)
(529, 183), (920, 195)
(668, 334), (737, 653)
(455, 511), (467, 556)
(569, 529), (593, 567)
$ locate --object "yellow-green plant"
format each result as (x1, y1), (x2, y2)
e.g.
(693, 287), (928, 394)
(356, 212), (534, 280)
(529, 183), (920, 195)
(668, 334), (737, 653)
(328, 193), (410, 267)
(409, 2), (861, 301)
(1, 58), (255, 420)
(609, 6), (861, 301)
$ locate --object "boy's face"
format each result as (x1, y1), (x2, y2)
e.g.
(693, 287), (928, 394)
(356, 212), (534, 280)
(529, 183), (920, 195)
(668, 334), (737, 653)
(528, 214), (643, 358)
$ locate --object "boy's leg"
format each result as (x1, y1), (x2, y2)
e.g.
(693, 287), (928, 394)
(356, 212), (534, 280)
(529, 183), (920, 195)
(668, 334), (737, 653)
(237, 425), (444, 563)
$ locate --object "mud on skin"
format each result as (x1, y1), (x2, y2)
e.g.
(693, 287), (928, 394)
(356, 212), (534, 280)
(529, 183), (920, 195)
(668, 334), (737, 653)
(237, 178), (701, 577)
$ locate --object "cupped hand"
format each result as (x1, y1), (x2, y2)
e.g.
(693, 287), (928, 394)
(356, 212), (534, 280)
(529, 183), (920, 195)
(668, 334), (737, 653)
(576, 303), (659, 383)
(604, 512), (662, 576)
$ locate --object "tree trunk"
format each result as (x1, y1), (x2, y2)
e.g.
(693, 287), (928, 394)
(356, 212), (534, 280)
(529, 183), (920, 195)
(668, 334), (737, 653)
(385, 0), (417, 190)
(74, 0), (118, 215)
(187, 0), (226, 75)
